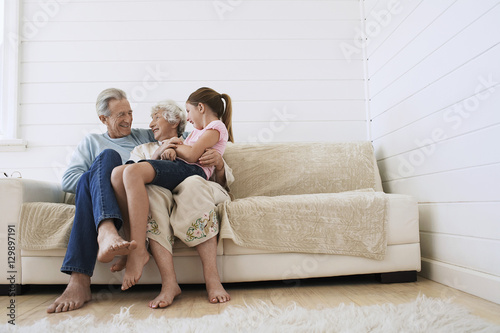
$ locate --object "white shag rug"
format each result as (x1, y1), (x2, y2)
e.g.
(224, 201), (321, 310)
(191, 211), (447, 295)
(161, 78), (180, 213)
(3, 296), (499, 333)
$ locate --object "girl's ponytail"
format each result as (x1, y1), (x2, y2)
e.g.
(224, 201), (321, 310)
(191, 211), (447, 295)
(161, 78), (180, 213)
(221, 93), (233, 143)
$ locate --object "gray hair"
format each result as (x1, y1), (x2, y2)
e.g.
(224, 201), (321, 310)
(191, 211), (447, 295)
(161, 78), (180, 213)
(151, 100), (187, 137)
(96, 88), (127, 117)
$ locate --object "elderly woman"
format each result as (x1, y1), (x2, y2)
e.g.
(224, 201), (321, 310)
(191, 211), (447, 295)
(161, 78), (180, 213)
(111, 100), (232, 308)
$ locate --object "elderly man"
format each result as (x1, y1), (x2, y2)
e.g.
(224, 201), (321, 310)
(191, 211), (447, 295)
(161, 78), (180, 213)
(47, 88), (230, 313)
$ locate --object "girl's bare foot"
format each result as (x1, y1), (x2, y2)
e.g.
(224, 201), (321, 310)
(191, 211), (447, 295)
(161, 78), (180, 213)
(97, 230), (137, 263)
(149, 283), (182, 309)
(121, 248), (150, 290)
(110, 256), (127, 272)
(206, 277), (230, 303)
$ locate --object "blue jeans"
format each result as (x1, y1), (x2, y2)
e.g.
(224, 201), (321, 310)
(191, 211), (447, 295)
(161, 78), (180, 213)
(144, 159), (207, 190)
(61, 149), (123, 276)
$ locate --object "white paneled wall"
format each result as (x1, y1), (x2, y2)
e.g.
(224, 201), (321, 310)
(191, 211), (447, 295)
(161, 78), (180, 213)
(4, 0), (498, 305)
(1, 0), (366, 182)
(364, 0), (500, 304)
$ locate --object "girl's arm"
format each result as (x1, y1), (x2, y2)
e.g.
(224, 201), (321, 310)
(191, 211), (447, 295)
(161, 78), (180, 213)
(174, 129), (219, 163)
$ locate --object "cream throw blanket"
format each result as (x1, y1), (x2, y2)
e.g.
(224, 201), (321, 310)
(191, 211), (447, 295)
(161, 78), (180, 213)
(19, 202), (75, 250)
(20, 142), (387, 260)
(219, 189), (387, 260)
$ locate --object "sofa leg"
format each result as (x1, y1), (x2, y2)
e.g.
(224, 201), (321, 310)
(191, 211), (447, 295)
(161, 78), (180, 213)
(377, 271), (417, 283)
(0, 284), (29, 296)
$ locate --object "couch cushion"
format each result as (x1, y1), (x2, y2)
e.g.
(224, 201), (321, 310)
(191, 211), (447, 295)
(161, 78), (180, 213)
(219, 190), (388, 260)
(223, 142), (381, 199)
(222, 193), (419, 256)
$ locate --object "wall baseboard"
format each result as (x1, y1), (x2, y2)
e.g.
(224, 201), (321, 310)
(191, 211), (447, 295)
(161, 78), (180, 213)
(420, 258), (500, 305)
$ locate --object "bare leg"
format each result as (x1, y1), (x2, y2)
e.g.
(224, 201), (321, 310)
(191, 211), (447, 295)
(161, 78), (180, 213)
(97, 220), (136, 263)
(148, 240), (181, 308)
(120, 162), (156, 290)
(47, 272), (92, 313)
(196, 237), (230, 303)
(110, 165), (132, 273)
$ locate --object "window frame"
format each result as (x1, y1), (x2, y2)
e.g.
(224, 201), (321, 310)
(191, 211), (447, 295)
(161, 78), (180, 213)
(1, 0), (26, 150)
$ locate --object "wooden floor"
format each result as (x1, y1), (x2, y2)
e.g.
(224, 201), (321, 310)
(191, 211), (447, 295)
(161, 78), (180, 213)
(2, 275), (500, 327)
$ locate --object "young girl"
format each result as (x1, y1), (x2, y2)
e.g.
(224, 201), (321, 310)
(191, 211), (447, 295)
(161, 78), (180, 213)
(111, 87), (233, 291)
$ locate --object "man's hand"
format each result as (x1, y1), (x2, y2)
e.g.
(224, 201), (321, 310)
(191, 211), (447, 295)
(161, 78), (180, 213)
(161, 148), (177, 161)
(199, 148), (224, 170)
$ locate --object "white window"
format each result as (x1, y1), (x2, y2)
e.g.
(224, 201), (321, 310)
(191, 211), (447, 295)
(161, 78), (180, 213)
(1, 0), (26, 150)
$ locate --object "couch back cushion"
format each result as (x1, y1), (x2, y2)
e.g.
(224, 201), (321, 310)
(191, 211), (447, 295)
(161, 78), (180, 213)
(223, 141), (382, 199)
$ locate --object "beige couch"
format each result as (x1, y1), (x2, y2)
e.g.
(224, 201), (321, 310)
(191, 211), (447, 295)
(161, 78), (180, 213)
(0, 142), (420, 293)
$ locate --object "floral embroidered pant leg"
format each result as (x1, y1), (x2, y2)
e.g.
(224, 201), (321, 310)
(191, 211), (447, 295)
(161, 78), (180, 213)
(170, 175), (230, 248)
(145, 184), (175, 254)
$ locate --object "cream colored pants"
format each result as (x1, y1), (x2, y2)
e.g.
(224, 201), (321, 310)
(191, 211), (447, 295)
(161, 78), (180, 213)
(145, 175), (230, 254)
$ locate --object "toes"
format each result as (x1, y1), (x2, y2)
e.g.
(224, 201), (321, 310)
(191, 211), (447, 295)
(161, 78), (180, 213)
(209, 294), (230, 303)
(55, 303), (64, 313)
(121, 279), (129, 291)
(121, 277), (135, 291)
(129, 240), (138, 250)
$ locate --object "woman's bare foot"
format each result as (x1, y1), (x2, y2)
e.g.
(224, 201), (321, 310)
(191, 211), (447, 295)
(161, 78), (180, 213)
(110, 256), (127, 272)
(149, 283), (182, 309)
(121, 248), (150, 290)
(97, 227), (137, 263)
(206, 277), (230, 303)
(47, 273), (92, 313)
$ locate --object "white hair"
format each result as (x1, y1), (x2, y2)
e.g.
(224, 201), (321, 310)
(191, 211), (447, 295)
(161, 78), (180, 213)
(151, 100), (187, 137)
(96, 88), (127, 117)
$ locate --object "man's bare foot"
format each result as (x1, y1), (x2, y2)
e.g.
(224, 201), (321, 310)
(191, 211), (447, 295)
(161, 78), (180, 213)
(97, 231), (137, 263)
(121, 248), (150, 290)
(149, 283), (182, 309)
(47, 273), (92, 313)
(110, 256), (127, 272)
(206, 277), (230, 303)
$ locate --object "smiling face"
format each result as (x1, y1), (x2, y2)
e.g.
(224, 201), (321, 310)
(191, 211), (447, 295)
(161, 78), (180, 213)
(149, 112), (179, 141)
(185, 102), (203, 130)
(100, 98), (133, 139)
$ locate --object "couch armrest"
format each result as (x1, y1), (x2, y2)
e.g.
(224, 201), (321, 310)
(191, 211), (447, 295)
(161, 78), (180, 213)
(0, 178), (65, 288)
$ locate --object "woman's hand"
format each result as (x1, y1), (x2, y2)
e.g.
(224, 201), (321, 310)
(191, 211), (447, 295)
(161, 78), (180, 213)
(199, 149), (224, 170)
(152, 142), (178, 160)
(165, 137), (184, 146)
(161, 148), (177, 161)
